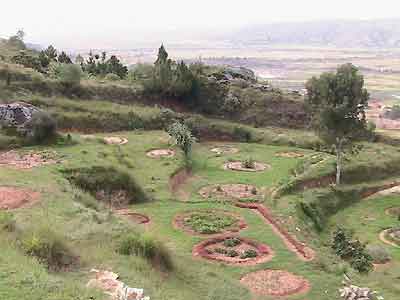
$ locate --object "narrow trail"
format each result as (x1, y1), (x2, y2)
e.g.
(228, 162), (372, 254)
(235, 202), (315, 261)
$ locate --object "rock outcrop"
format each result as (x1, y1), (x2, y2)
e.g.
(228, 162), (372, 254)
(87, 269), (150, 300)
(0, 102), (40, 129)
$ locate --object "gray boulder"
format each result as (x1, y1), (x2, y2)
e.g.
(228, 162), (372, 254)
(0, 102), (41, 129)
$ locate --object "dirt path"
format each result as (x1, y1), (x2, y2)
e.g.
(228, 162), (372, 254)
(235, 202), (314, 261)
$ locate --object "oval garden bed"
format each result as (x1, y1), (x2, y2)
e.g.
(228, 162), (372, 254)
(173, 209), (246, 236)
(192, 236), (273, 265)
(223, 161), (269, 172)
(380, 228), (400, 248)
(240, 269), (310, 297)
(385, 207), (400, 218)
(146, 149), (175, 158)
(103, 136), (128, 145)
(275, 151), (304, 158)
(199, 184), (262, 203)
(210, 145), (239, 155)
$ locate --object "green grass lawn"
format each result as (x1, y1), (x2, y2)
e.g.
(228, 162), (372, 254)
(0, 130), (398, 300)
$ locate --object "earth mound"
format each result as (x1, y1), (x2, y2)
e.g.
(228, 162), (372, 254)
(0, 186), (40, 209)
(240, 269), (310, 296)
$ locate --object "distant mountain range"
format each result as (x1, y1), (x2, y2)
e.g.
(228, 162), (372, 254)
(226, 19), (400, 48)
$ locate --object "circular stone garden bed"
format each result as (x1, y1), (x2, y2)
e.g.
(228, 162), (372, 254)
(199, 184), (262, 203)
(0, 186), (40, 209)
(275, 151), (304, 158)
(0, 150), (57, 169)
(173, 209), (247, 236)
(192, 236), (273, 265)
(380, 228), (400, 248)
(210, 145), (239, 155)
(103, 137), (128, 145)
(223, 161), (269, 172)
(385, 207), (400, 218)
(146, 149), (175, 158)
(240, 270), (310, 297)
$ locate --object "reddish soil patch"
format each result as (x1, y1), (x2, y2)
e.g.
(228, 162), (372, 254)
(210, 146), (239, 155)
(114, 209), (150, 225)
(295, 174), (335, 191)
(240, 270), (310, 297)
(173, 210), (247, 237)
(199, 184), (261, 201)
(193, 236), (274, 266)
(236, 202), (314, 261)
(275, 151), (305, 158)
(146, 148), (175, 158)
(224, 161), (269, 172)
(0, 186), (40, 209)
(0, 150), (57, 169)
(103, 136), (128, 145)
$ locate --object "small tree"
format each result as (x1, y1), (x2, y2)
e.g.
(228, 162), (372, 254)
(305, 64), (369, 184)
(58, 51), (72, 64)
(57, 64), (82, 88)
(167, 122), (196, 162)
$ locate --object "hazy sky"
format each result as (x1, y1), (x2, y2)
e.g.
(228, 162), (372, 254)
(1, 0), (399, 49)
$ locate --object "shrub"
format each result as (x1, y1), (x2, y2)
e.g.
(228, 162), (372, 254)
(232, 126), (252, 142)
(214, 247), (228, 255)
(241, 157), (256, 169)
(223, 237), (241, 247)
(57, 64), (82, 87)
(365, 245), (391, 264)
(226, 249), (239, 257)
(104, 73), (120, 81)
(117, 233), (173, 271)
(167, 121), (196, 160)
(331, 227), (373, 273)
(63, 166), (149, 205)
(23, 111), (57, 143)
(184, 212), (236, 234)
(240, 249), (258, 259)
(0, 211), (16, 232)
(20, 226), (76, 271)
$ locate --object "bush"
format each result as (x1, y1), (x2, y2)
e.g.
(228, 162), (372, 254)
(0, 211), (16, 232)
(240, 249), (258, 259)
(104, 73), (121, 81)
(233, 126), (252, 142)
(241, 157), (256, 169)
(331, 227), (373, 273)
(23, 111), (57, 143)
(57, 64), (82, 87)
(117, 233), (173, 271)
(365, 245), (391, 264)
(223, 237), (241, 247)
(184, 212), (236, 234)
(20, 226), (76, 271)
(226, 249), (239, 257)
(63, 166), (149, 205)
